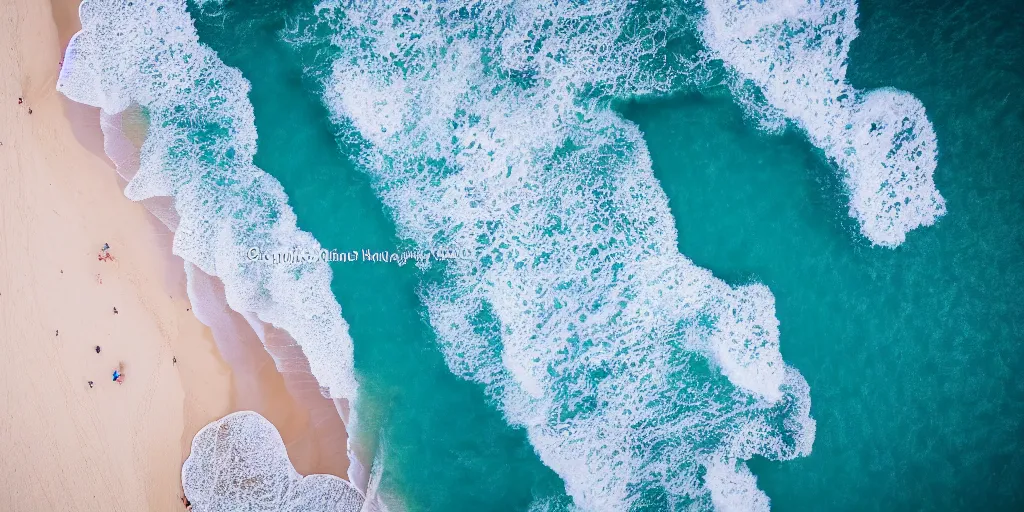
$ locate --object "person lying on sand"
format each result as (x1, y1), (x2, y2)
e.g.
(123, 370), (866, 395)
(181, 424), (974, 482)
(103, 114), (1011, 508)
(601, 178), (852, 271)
(113, 362), (126, 384)
(97, 244), (115, 262)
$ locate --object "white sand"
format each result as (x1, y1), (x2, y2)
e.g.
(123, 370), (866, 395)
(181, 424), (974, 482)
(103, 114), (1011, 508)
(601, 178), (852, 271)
(0, 1), (235, 509)
(1, 2), (353, 509)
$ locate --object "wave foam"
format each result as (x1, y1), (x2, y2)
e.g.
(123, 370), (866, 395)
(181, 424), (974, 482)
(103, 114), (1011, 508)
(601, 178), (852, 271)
(58, 0), (358, 401)
(700, 0), (945, 247)
(295, 2), (816, 509)
(182, 411), (364, 512)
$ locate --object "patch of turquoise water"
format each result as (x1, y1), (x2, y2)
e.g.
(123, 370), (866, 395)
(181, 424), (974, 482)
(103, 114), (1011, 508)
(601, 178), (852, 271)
(618, 0), (1023, 509)
(187, 0), (1023, 510)
(189, 2), (572, 510)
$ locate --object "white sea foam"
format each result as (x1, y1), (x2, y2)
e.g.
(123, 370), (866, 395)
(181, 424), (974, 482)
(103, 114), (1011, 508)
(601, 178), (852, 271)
(59, 0), (368, 503)
(58, 0), (358, 402)
(700, 0), (945, 247)
(182, 411), (364, 512)
(298, 2), (816, 509)
(704, 459), (770, 512)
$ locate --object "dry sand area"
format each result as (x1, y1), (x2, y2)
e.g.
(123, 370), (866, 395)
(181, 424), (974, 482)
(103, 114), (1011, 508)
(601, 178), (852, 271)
(1, 0), (350, 510)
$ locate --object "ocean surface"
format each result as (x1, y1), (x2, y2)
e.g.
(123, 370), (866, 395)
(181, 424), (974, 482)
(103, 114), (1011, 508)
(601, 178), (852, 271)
(59, 0), (1022, 510)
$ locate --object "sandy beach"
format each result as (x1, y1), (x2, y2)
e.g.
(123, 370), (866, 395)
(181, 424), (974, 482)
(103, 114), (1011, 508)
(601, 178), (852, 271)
(1, 0), (350, 510)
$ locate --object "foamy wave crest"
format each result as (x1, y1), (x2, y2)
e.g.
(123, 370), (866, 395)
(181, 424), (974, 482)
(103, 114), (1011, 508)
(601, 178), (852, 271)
(295, 2), (815, 509)
(183, 412), (364, 511)
(700, 0), (945, 247)
(704, 459), (770, 512)
(57, 0), (358, 401)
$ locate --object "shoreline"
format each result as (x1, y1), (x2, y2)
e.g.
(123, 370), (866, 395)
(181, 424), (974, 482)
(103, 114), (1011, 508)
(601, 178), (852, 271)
(1, 0), (353, 509)
(66, 4), (354, 483)
(2, 0), (234, 508)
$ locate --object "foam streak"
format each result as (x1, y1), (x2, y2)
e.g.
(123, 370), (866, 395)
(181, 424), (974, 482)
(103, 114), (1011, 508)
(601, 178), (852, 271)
(700, 0), (946, 247)
(298, 2), (816, 509)
(58, 0), (358, 402)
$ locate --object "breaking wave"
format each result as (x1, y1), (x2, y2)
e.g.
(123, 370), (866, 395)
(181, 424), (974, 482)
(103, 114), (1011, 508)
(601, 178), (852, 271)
(58, 0), (357, 401)
(699, 0), (945, 247)
(57, 0), (370, 500)
(183, 411), (364, 512)
(292, 1), (815, 510)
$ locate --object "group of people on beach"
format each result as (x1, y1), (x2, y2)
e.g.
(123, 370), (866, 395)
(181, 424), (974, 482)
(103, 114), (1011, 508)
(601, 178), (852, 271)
(87, 355), (125, 387)
(80, 243), (194, 509)
(85, 243), (125, 389)
(2, 96), (33, 146)
(17, 96), (31, 115)
(98, 243), (115, 262)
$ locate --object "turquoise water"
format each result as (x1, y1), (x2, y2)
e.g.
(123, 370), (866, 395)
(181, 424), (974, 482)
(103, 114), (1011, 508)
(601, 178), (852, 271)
(189, 3), (573, 510)
(623, 2), (1024, 508)
(63, 0), (1022, 510)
